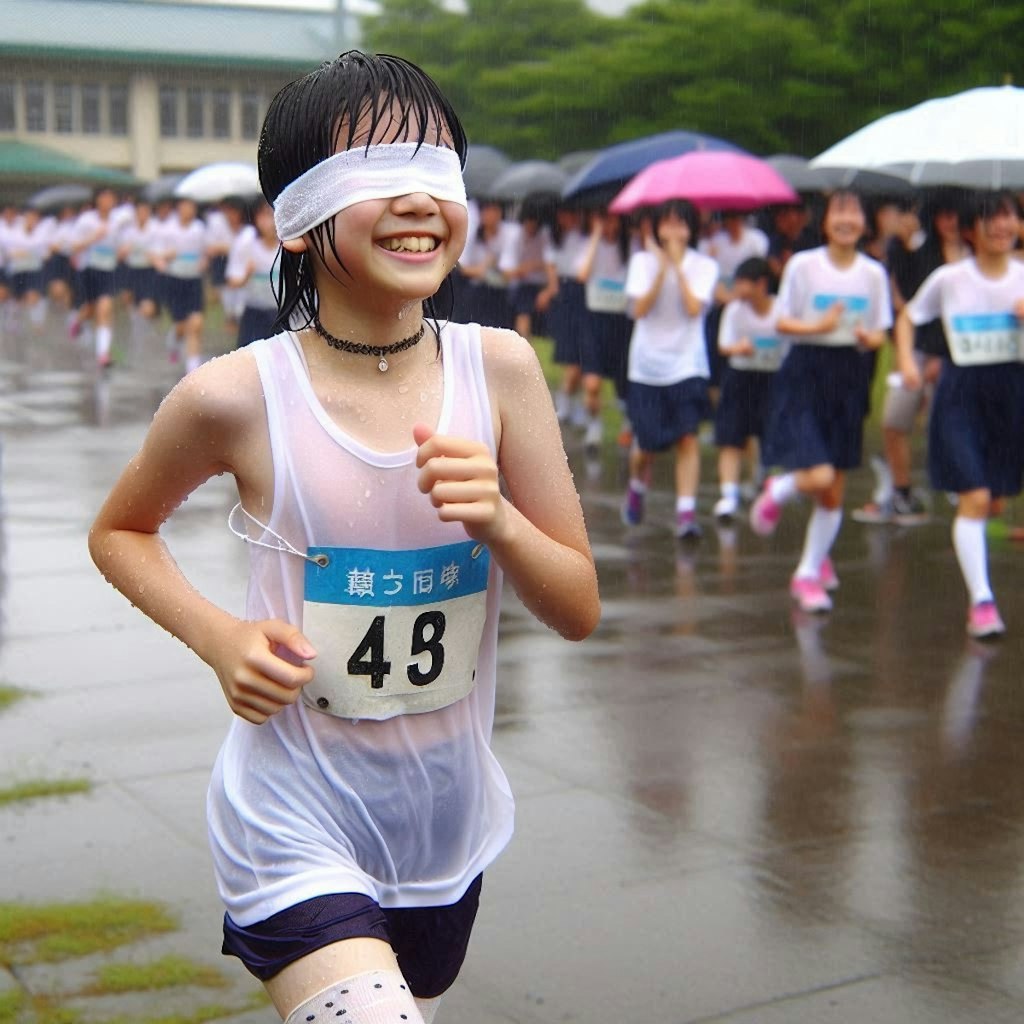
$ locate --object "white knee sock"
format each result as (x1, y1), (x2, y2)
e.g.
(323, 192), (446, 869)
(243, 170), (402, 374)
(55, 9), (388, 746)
(768, 472), (799, 506)
(952, 516), (993, 605)
(285, 969), (423, 1024)
(795, 507), (843, 580)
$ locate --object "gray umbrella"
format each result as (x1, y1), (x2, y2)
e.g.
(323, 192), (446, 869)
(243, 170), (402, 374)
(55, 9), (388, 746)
(489, 160), (568, 203)
(463, 145), (512, 200)
(27, 183), (92, 212)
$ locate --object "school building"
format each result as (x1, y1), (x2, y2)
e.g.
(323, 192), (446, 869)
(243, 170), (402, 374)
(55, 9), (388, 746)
(0, 0), (350, 195)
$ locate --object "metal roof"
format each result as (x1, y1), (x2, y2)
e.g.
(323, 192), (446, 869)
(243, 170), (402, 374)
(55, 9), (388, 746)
(0, 0), (345, 70)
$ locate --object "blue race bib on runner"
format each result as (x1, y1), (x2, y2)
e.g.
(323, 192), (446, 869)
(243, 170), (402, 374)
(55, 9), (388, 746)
(301, 540), (491, 720)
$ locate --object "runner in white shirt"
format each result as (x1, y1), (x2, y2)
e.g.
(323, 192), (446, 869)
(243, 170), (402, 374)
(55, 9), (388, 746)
(712, 257), (787, 520)
(620, 200), (719, 538)
(750, 190), (892, 614)
(155, 197), (208, 373)
(896, 190), (1024, 640)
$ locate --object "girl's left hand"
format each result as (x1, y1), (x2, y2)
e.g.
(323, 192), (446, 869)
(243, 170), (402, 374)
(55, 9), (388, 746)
(414, 424), (507, 545)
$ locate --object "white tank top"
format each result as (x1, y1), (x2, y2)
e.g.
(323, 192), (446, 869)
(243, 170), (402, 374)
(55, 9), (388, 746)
(207, 323), (515, 925)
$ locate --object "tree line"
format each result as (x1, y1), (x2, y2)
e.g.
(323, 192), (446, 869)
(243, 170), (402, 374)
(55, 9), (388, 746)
(361, 0), (1021, 161)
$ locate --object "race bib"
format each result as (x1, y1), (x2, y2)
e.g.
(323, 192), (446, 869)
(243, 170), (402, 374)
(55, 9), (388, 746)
(947, 313), (1021, 366)
(586, 276), (628, 314)
(808, 293), (869, 346)
(301, 539), (490, 720)
(731, 335), (784, 372)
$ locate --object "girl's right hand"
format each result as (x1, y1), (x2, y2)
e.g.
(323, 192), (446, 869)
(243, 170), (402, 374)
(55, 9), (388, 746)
(211, 618), (316, 725)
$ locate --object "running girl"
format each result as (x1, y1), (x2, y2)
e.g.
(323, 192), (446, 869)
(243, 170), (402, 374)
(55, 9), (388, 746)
(90, 51), (599, 1024)
(896, 191), (1024, 639)
(750, 190), (892, 612)
(620, 200), (718, 538)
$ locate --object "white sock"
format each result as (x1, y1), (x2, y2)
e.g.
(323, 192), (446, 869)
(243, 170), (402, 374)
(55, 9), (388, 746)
(952, 516), (993, 605)
(676, 495), (696, 514)
(795, 506), (843, 580)
(769, 472), (799, 505)
(95, 325), (112, 359)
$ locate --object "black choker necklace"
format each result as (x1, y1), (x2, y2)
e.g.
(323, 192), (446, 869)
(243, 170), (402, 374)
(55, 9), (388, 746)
(312, 319), (426, 372)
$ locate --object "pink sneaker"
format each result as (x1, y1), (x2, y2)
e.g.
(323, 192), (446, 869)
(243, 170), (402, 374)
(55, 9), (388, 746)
(750, 479), (782, 536)
(790, 575), (833, 613)
(819, 556), (839, 591)
(967, 600), (1005, 640)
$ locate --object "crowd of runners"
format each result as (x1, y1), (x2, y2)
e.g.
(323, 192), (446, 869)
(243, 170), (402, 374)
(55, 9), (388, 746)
(3, 166), (1022, 643)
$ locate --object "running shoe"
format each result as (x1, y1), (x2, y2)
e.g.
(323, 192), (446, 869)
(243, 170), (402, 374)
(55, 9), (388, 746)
(967, 600), (1005, 640)
(584, 418), (603, 451)
(790, 576), (833, 613)
(713, 495), (739, 521)
(819, 556), (839, 592)
(852, 500), (893, 524)
(621, 484), (645, 526)
(749, 479), (782, 536)
(675, 509), (702, 540)
(891, 492), (929, 526)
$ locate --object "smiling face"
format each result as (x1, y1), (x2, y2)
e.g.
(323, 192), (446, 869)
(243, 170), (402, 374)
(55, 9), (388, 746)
(823, 192), (865, 250)
(284, 99), (468, 309)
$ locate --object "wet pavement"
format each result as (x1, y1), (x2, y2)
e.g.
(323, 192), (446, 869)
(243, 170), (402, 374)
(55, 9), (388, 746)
(2, 314), (1024, 1022)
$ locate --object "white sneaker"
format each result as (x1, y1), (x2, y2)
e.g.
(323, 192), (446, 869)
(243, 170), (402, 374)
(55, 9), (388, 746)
(713, 495), (739, 520)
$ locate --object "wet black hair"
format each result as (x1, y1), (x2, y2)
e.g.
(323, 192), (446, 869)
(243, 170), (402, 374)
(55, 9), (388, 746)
(258, 50), (468, 334)
(733, 256), (774, 288)
(647, 199), (700, 249)
(960, 189), (1020, 232)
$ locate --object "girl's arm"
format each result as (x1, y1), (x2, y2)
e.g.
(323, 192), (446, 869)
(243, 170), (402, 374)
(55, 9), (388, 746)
(89, 355), (316, 723)
(415, 330), (599, 641)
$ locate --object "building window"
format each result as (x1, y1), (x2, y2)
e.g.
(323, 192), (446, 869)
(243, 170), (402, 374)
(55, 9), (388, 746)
(81, 83), (102, 134)
(0, 82), (14, 131)
(108, 84), (128, 136)
(186, 87), (205, 138)
(159, 85), (178, 137)
(241, 90), (262, 140)
(54, 82), (74, 133)
(24, 80), (46, 132)
(212, 89), (231, 139)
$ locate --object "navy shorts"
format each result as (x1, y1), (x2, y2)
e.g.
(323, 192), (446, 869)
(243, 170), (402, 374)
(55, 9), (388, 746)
(509, 281), (542, 317)
(581, 309), (630, 397)
(43, 253), (73, 287)
(166, 276), (204, 322)
(928, 360), (1024, 497)
(222, 874), (483, 999)
(82, 267), (115, 304)
(765, 345), (867, 471)
(549, 279), (587, 366)
(237, 305), (278, 348)
(714, 367), (776, 448)
(628, 376), (710, 453)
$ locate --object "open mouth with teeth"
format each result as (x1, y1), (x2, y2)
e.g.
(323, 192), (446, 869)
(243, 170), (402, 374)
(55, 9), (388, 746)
(379, 236), (440, 254)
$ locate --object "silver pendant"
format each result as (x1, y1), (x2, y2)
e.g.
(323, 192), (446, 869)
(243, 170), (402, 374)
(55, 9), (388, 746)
(378, 356), (389, 372)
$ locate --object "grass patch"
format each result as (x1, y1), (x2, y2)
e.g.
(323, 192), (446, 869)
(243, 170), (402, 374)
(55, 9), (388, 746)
(0, 898), (178, 965)
(86, 955), (228, 995)
(0, 686), (29, 714)
(0, 778), (92, 808)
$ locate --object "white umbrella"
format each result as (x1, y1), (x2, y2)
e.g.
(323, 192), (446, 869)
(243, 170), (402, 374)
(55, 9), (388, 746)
(174, 162), (261, 203)
(810, 86), (1024, 190)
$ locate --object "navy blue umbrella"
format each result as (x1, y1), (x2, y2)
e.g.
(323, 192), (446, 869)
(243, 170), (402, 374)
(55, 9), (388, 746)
(563, 130), (748, 200)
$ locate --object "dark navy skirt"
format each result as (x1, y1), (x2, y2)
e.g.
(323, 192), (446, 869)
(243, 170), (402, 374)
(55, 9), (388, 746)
(549, 278), (588, 366)
(629, 376), (710, 453)
(764, 345), (868, 471)
(928, 360), (1024, 497)
(581, 309), (631, 397)
(714, 367), (777, 448)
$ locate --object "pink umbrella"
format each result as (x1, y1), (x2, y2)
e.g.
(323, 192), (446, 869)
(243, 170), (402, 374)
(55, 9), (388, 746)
(609, 151), (799, 214)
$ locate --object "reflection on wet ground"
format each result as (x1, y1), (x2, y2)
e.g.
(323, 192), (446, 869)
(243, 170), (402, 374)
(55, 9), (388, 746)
(2, 315), (1024, 1022)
